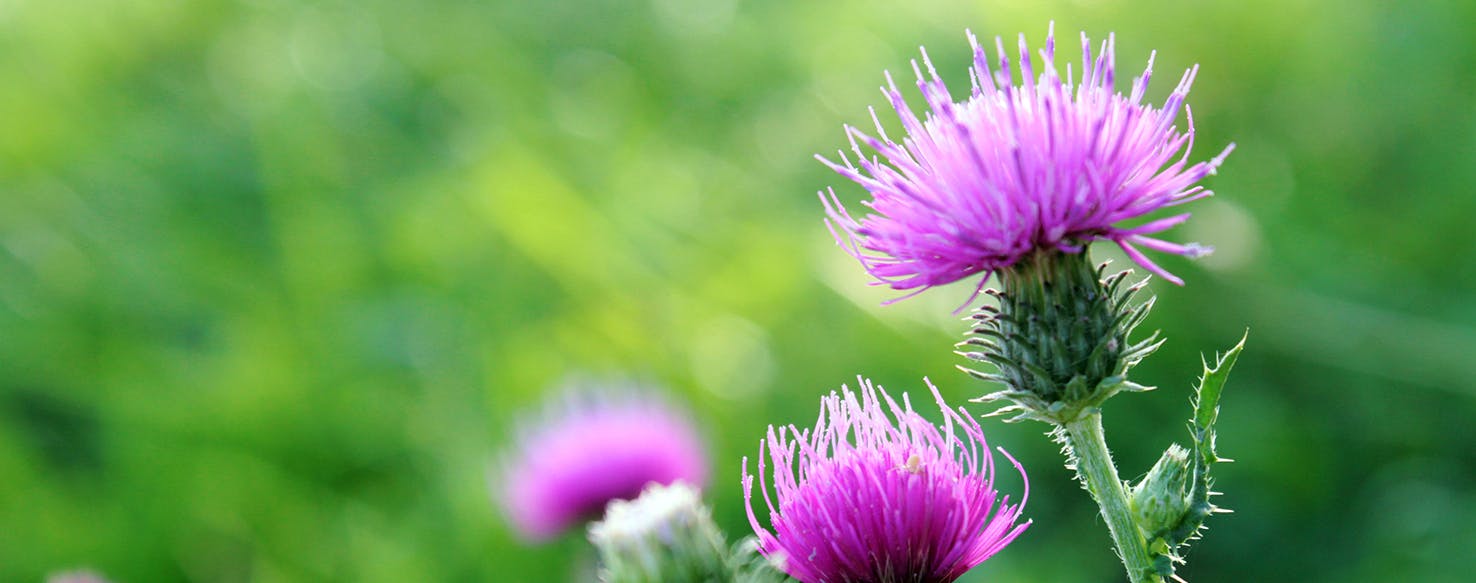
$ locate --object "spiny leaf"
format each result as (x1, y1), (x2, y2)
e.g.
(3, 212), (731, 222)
(1191, 330), (1247, 462)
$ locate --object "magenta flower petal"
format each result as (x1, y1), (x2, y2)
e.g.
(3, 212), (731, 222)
(743, 378), (1030, 583)
(496, 379), (708, 541)
(822, 24), (1234, 299)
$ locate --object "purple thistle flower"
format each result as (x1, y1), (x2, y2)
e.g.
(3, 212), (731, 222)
(742, 378), (1030, 583)
(496, 379), (708, 541)
(820, 23), (1234, 303)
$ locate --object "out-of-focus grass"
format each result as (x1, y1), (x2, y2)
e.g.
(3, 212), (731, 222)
(2, 0), (1474, 581)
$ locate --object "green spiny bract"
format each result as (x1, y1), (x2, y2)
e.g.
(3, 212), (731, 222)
(960, 250), (1161, 425)
(729, 538), (793, 583)
(1139, 335), (1246, 579)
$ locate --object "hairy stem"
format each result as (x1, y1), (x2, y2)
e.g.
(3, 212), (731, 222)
(1063, 413), (1160, 583)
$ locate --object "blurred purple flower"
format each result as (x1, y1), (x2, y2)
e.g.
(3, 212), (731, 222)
(743, 378), (1030, 583)
(821, 23), (1234, 303)
(496, 379), (708, 542)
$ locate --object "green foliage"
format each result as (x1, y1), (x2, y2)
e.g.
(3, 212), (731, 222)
(2, 1), (1476, 582)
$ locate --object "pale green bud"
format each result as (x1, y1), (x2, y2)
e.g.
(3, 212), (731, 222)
(1130, 443), (1192, 535)
(589, 482), (729, 583)
(589, 482), (790, 583)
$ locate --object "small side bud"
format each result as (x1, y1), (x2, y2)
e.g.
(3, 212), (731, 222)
(1129, 443), (1192, 534)
(1142, 333), (1248, 578)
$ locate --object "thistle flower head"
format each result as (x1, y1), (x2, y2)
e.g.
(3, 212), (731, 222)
(497, 378), (708, 541)
(821, 23), (1233, 303)
(742, 378), (1030, 583)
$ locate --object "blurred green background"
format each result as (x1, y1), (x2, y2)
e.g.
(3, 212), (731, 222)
(3, 0), (1476, 581)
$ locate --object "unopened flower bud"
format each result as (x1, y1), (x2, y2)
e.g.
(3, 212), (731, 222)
(1130, 444), (1193, 536)
(589, 482), (730, 583)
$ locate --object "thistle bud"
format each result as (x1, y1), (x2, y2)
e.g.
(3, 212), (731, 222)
(1129, 444), (1192, 535)
(589, 482), (729, 583)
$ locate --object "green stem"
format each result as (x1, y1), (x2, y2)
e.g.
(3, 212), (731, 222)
(1063, 413), (1160, 583)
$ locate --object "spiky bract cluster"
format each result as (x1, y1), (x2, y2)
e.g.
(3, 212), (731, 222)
(743, 378), (1029, 583)
(960, 251), (1161, 425)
